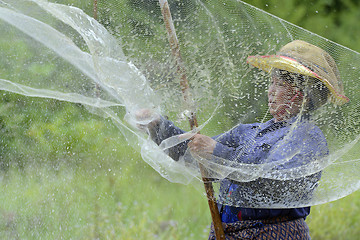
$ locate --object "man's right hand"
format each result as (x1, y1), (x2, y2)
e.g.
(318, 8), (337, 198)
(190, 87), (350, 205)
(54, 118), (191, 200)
(135, 109), (161, 137)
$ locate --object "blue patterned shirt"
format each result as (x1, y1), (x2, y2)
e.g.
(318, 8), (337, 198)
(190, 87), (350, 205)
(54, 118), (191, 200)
(153, 116), (327, 222)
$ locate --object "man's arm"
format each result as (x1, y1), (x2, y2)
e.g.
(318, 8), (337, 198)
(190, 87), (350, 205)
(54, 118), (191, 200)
(135, 109), (188, 161)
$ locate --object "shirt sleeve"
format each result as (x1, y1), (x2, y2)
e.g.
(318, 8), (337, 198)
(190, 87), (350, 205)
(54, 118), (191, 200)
(267, 124), (328, 170)
(211, 123), (247, 158)
(212, 126), (277, 164)
(149, 116), (188, 161)
(212, 122), (328, 167)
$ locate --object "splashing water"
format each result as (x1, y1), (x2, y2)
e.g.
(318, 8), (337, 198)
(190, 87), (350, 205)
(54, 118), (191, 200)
(1, 0), (360, 208)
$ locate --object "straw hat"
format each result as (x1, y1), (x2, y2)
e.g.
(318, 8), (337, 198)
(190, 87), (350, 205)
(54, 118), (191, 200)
(247, 40), (349, 105)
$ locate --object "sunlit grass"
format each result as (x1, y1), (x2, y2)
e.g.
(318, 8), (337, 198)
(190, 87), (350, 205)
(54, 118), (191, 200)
(0, 156), (210, 240)
(0, 153), (359, 239)
(307, 192), (360, 240)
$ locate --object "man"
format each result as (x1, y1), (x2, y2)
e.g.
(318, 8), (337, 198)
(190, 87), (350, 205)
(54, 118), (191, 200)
(136, 40), (348, 239)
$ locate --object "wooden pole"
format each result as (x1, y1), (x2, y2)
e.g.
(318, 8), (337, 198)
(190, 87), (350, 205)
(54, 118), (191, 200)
(158, 1), (225, 239)
(93, 0), (98, 20)
(93, 0), (101, 98)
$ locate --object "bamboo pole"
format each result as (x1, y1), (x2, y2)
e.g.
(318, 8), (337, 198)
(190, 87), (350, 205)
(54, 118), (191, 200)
(93, 0), (98, 20)
(93, 0), (101, 98)
(158, 1), (225, 239)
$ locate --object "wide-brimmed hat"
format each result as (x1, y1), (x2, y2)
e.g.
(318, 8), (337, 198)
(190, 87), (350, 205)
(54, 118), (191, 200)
(247, 40), (349, 105)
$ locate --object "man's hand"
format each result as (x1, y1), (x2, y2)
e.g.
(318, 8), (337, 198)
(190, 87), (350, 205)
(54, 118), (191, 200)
(135, 109), (161, 132)
(180, 133), (217, 155)
(134, 109), (162, 144)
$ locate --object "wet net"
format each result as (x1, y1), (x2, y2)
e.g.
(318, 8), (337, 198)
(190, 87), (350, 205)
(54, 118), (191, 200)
(1, 0), (360, 208)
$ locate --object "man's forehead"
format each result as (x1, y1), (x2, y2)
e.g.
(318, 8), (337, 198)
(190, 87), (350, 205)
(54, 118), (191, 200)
(271, 69), (301, 78)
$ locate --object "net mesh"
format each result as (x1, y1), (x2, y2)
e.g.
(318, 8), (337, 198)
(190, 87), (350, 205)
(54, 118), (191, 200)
(1, 0), (360, 208)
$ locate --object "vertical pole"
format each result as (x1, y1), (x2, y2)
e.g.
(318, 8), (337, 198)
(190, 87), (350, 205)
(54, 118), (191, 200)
(93, 0), (98, 20)
(93, 0), (101, 98)
(158, 1), (225, 239)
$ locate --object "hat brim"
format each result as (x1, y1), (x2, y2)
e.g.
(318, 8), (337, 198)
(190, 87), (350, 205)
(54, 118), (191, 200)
(247, 55), (349, 105)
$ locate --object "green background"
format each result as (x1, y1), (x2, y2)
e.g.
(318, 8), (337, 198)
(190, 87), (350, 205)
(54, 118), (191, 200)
(0, 0), (359, 239)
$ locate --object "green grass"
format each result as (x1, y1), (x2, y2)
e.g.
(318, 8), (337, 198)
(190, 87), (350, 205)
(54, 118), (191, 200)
(1, 158), (360, 240)
(0, 157), (211, 240)
(0, 147), (359, 239)
(308, 193), (360, 240)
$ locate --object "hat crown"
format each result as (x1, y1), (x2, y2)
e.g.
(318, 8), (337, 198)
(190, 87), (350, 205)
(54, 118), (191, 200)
(277, 40), (344, 95)
(246, 40), (349, 105)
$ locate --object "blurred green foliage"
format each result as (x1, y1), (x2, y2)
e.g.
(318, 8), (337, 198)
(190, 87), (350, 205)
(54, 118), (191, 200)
(0, 92), (121, 170)
(242, 0), (360, 51)
(1, 0), (360, 169)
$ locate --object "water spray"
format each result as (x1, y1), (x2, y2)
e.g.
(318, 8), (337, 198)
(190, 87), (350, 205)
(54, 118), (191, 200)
(158, 0), (225, 239)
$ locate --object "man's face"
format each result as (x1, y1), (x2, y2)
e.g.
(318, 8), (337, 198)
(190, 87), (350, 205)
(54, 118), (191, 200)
(268, 71), (303, 122)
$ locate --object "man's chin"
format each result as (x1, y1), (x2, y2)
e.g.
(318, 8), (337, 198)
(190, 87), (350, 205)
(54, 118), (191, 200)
(269, 109), (277, 118)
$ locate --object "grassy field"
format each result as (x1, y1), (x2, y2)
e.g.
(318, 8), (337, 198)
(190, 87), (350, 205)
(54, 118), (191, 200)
(0, 147), (211, 240)
(307, 193), (360, 240)
(0, 150), (359, 240)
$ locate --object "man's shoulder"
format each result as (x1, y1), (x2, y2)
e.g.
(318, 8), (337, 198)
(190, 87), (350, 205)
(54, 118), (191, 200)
(290, 120), (326, 141)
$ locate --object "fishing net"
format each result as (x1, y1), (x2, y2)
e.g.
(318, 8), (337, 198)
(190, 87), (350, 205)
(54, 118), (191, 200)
(1, 0), (360, 208)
